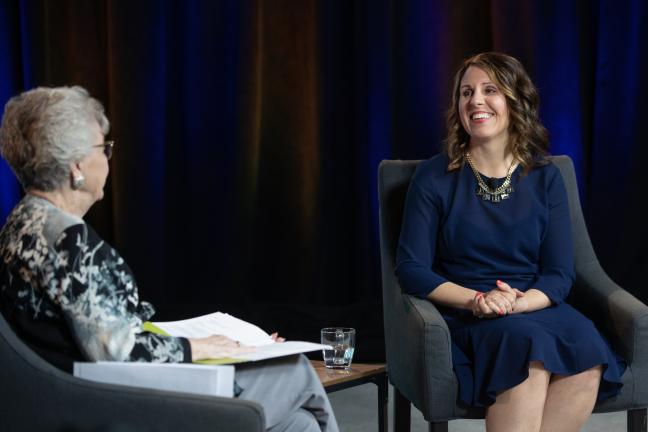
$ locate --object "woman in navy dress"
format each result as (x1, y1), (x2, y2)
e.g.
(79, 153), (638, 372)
(396, 52), (625, 431)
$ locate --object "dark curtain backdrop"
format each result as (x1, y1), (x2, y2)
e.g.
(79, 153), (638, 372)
(0, 0), (646, 362)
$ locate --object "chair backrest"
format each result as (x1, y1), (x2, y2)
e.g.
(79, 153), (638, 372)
(549, 156), (599, 272)
(377, 159), (418, 277)
(377, 159), (419, 314)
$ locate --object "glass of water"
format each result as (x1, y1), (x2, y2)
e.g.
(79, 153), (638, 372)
(321, 327), (355, 369)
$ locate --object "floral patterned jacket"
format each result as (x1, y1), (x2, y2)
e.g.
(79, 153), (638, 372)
(0, 195), (190, 371)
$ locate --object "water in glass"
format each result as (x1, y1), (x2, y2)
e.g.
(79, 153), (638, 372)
(321, 327), (355, 369)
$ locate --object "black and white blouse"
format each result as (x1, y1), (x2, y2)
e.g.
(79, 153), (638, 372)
(0, 195), (190, 371)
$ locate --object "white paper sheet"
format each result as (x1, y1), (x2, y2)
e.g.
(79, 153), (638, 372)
(227, 341), (326, 362)
(153, 312), (274, 346)
(151, 312), (327, 364)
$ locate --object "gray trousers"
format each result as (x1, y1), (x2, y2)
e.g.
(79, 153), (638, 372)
(235, 354), (339, 432)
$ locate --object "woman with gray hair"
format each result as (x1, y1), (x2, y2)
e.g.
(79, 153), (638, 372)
(0, 86), (338, 432)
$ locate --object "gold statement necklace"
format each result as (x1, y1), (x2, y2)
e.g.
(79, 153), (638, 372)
(465, 152), (516, 203)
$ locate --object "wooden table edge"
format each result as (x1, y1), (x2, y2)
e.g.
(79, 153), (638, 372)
(310, 360), (386, 388)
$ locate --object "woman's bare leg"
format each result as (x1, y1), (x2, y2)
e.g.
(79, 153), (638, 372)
(539, 366), (602, 432)
(486, 361), (550, 432)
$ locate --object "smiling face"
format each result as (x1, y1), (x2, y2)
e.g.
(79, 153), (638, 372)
(458, 66), (510, 147)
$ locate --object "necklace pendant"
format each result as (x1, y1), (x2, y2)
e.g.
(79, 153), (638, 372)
(476, 188), (492, 201)
(501, 185), (514, 199)
(475, 185), (514, 203)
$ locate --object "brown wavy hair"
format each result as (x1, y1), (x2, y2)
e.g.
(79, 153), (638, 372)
(443, 52), (549, 174)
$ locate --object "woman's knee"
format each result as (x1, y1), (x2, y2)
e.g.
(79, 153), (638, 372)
(493, 361), (549, 405)
(529, 360), (545, 371)
(565, 365), (603, 394)
(528, 361), (551, 383)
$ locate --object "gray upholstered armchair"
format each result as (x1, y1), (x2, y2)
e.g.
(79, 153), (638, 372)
(0, 311), (265, 432)
(377, 156), (648, 432)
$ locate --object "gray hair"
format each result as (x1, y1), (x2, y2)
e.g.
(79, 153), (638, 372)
(0, 86), (110, 191)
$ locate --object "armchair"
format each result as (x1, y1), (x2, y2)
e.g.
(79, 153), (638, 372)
(377, 156), (648, 432)
(0, 311), (265, 432)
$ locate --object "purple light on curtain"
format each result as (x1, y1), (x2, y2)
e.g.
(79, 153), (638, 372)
(491, 0), (585, 191)
(393, 0), (455, 159)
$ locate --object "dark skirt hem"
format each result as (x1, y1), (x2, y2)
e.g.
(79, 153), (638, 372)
(455, 358), (624, 408)
(449, 304), (627, 408)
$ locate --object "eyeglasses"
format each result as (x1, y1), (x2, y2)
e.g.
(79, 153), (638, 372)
(94, 140), (114, 160)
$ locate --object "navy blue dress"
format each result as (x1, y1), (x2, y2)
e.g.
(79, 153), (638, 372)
(395, 154), (625, 407)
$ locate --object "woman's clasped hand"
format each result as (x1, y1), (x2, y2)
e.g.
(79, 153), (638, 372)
(471, 280), (528, 318)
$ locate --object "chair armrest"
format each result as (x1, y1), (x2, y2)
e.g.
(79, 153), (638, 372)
(409, 295), (455, 374)
(574, 261), (648, 366)
(77, 383), (266, 432)
(574, 262), (648, 407)
(384, 289), (456, 419)
(0, 326), (266, 432)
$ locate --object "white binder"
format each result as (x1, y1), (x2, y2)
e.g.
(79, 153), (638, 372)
(73, 361), (235, 397)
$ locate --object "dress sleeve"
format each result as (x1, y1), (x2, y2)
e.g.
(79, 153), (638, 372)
(532, 167), (576, 304)
(395, 178), (448, 298)
(46, 224), (192, 363)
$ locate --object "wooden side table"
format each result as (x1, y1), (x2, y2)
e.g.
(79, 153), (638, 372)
(311, 360), (388, 432)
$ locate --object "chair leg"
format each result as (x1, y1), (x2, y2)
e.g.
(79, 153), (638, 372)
(428, 421), (448, 432)
(394, 387), (411, 432)
(628, 408), (647, 432)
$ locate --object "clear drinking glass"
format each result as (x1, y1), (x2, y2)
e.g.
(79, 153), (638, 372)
(320, 327), (355, 369)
